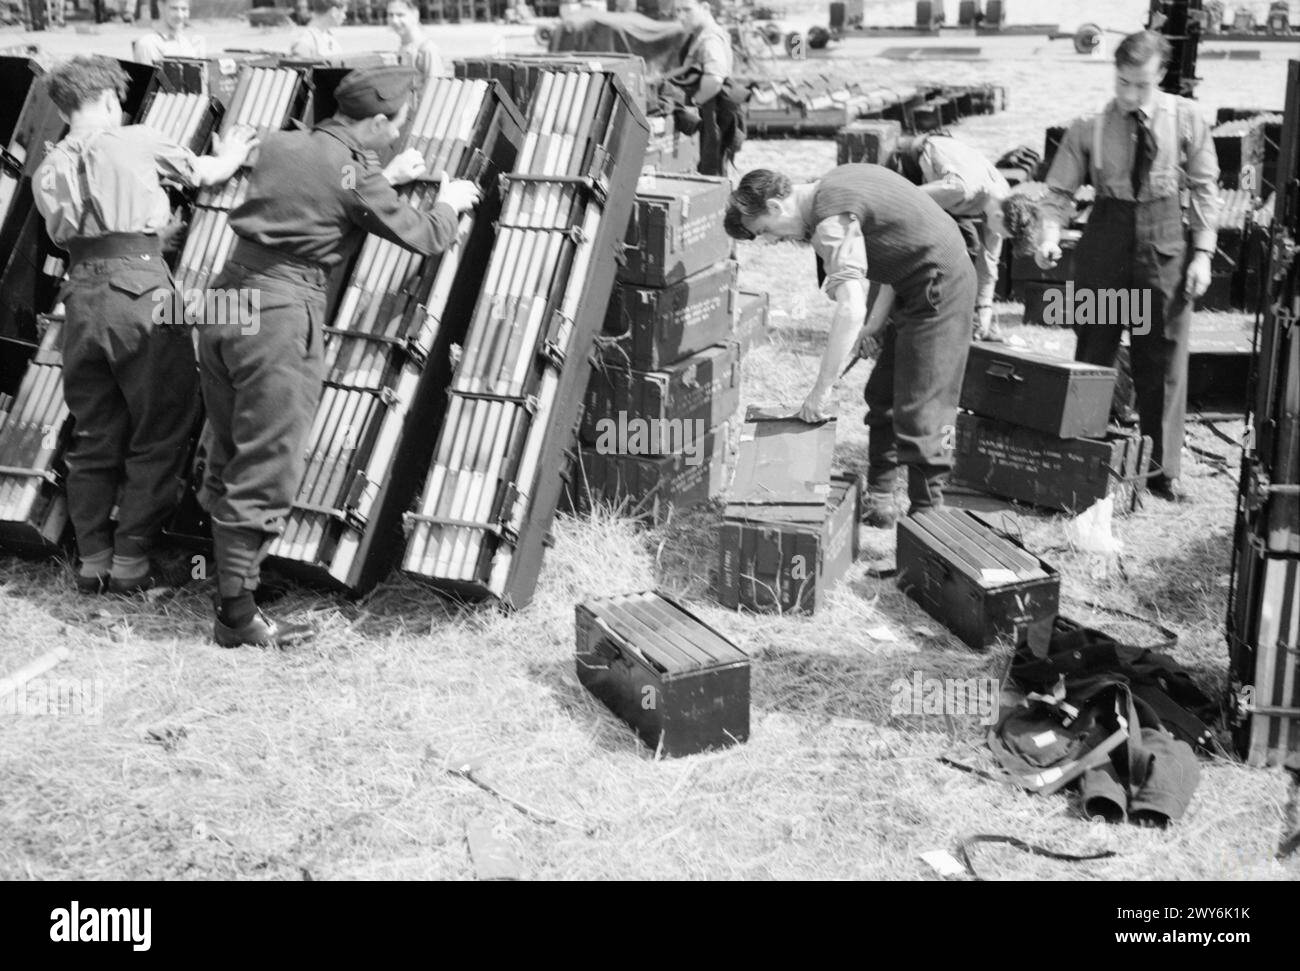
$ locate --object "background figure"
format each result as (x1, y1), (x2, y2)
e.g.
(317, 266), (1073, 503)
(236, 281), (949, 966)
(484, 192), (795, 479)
(132, 0), (206, 63)
(673, 0), (740, 177)
(388, 0), (446, 79)
(290, 0), (347, 59)
(1038, 31), (1220, 504)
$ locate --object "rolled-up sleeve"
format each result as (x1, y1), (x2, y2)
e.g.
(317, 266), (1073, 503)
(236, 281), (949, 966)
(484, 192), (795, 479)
(145, 128), (199, 190)
(812, 214), (868, 299)
(1044, 115), (1091, 228)
(1183, 110), (1221, 251)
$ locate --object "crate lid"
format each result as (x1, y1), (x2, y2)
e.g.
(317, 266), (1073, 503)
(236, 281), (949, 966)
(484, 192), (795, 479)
(903, 508), (1050, 585)
(969, 343), (1117, 377)
(724, 473), (856, 525)
(586, 591), (746, 674)
(635, 172), (730, 201)
(727, 407), (836, 507)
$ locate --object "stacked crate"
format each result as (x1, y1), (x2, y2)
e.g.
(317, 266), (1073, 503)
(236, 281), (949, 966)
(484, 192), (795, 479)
(712, 409), (861, 615)
(574, 173), (738, 526)
(951, 345), (1152, 515)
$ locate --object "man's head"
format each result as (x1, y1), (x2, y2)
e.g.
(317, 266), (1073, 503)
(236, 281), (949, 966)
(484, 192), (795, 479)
(334, 65), (416, 150)
(312, 0), (348, 27)
(162, 0), (190, 32)
(44, 56), (129, 125)
(1001, 189), (1044, 256)
(674, 0), (714, 32)
(1113, 31), (1169, 114)
(724, 168), (806, 241)
(387, 0), (419, 36)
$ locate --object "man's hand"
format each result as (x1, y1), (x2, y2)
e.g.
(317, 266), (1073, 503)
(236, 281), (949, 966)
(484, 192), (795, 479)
(382, 148), (427, 186)
(213, 124), (258, 165)
(1034, 238), (1062, 270)
(854, 327), (882, 362)
(436, 174), (482, 214)
(797, 384), (833, 424)
(1184, 251), (1212, 299)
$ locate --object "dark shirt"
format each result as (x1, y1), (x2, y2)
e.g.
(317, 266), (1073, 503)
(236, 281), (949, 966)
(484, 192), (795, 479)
(810, 163), (968, 293)
(228, 117), (458, 268)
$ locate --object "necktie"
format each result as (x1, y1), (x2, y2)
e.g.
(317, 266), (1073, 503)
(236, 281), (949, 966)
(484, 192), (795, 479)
(1131, 110), (1156, 198)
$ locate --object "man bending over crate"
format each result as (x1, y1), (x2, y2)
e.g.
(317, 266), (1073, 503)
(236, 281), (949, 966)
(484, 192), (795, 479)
(724, 164), (976, 527)
(33, 56), (256, 595)
(197, 65), (480, 648)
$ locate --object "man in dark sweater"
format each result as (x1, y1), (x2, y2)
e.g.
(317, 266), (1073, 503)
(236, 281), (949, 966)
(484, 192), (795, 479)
(725, 164), (976, 525)
(198, 65), (481, 648)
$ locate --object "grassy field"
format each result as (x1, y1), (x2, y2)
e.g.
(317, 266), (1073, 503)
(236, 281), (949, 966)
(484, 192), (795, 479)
(1, 17), (1298, 881)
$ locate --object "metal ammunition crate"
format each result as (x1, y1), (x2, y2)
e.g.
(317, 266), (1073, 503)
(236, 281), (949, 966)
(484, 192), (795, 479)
(961, 344), (1116, 439)
(576, 590), (750, 757)
(897, 507), (1059, 652)
(619, 173), (732, 288)
(598, 259), (737, 370)
(952, 412), (1150, 514)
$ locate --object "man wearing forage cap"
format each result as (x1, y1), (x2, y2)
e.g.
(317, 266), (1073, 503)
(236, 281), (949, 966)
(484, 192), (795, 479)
(197, 65), (482, 648)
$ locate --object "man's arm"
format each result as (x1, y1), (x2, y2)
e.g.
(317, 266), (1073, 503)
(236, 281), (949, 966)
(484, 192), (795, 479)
(1038, 116), (1091, 266)
(798, 214), (870, 422)
(1182, 106), (1222, 298)
(154, 125), (257, 188)
(919, 140), (980, 211)
(693, 35), (729, 103)
(345, 163), (470, 256)
(132, 35), (161, 64)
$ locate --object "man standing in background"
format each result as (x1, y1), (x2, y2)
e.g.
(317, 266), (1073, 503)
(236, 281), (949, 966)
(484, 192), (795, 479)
(1038, 30), (1221, 503)
(388, 0), (446, 80)
(132, 0), (206, 63)
(673, 0), (740, 176)
(290, 0), (347, 59)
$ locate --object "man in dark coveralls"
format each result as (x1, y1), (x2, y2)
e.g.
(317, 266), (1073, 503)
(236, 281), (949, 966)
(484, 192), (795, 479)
(32, 56), (257, 596)
(1038, 31), (1221, 503)
(198, 65), (481, 648)
(724, 164), (976, 527)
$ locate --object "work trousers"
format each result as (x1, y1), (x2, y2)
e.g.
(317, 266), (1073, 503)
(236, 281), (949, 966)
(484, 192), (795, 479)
(863, 258), (976, 507)
(1072, 195), (1191, 480)
(61, 233), (198, 559)
(197, 251), (326, 599)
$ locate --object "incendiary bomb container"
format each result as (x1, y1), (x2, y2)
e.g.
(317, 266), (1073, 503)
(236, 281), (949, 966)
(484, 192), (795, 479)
(952, 412), (1151, 514)
(896, 508), (1059, 652)
(571, 424), (729, 525)
(960, 344), (1116, 440)
(619, 173), (732, 288)
(734, 289), (771, 356)
(575, 590), (750, 757)
(712, 408), (858, 614)
(598, 259), (737, 370)
(580, 342), (740, 453)
(0, 315), (70, 552)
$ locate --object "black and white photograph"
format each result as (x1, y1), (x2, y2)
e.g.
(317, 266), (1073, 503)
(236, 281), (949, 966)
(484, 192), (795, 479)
(0, 0), (1295, 923)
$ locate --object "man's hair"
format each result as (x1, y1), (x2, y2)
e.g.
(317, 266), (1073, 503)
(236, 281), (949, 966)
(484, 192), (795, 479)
(43, 56), (129, 116)
(724, 169), (792, 240)
(312, 0), (347, 12)
(1002, 191), (1042, 256)
(1114, 31), (1171, 70)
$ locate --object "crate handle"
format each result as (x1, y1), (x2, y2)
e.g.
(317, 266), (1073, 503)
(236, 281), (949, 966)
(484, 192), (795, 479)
(986, 361), (1023, 383)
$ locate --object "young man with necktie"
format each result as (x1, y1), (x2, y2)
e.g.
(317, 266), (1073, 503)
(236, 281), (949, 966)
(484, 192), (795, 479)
(1037, 30), (1221, 504)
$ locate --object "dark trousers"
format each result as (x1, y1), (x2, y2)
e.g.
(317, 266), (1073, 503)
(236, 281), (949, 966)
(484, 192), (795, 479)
(197, 255), (326, 599)
(697, 97), (730, 177)
(61, 237), (199, 559)
(863, 259), (976, 507)
(1072, 195), (1191, 480)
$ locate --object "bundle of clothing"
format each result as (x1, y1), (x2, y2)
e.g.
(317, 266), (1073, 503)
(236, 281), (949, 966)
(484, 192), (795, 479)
(989, 617), (1219, 827)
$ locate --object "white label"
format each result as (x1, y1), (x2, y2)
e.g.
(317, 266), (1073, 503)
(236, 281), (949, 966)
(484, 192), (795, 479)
(980, 568), (1019, 584)
(920, 850), (966, 877)
(1031, 729), (1058, 749)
